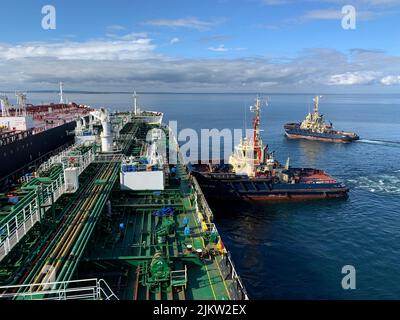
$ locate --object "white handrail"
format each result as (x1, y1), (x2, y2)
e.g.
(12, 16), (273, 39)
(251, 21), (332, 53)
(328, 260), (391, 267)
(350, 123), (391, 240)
(0, 278), (119, 300)
(0, 146), (95, 262)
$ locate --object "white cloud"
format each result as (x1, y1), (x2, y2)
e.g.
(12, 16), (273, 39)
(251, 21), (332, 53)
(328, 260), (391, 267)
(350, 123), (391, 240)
(198, 35), (232, 43)
(301, 9), (342, 20)
(170, 37), (180, 45)
(0, 36), (156, 61)
(332, 0), (400, 5)
(207, 44), (245, 52)
(143, 17), (222, 30)
(261, 0), (289, 5)
(267, 0), (400, 5)
(208, 45), (228, 52)
(327, 72), (379, 85)
(0, 40), (400, 92)
(106, 25), (127, 31)
(368, 0), (400, 4)
(297, 8), (386, 22)
(105, 32), (149, 40)
(381, 75), (400, 85)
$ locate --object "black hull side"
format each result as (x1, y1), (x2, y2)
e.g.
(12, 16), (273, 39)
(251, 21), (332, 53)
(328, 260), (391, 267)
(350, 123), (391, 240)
(191, 171), (349, 202)
(284, 123), (359, 143)
(0, 122), (76, 178)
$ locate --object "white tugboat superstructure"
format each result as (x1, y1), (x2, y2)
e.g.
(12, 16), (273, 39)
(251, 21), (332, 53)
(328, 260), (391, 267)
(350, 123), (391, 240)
(229, 96), (273, 177)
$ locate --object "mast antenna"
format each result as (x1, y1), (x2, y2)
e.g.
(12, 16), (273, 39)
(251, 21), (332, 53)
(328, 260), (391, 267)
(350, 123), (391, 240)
(59, 82), (65, 104)
(133, 90), (138, 115)
(16, 92), (27, 116)
(313, 95), (322, 114)
(244, 101), (247, 131)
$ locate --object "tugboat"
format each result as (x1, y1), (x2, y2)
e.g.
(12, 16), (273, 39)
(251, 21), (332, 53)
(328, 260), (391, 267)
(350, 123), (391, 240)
(190, 97), (349, 201)
(284, 96), (359, 143)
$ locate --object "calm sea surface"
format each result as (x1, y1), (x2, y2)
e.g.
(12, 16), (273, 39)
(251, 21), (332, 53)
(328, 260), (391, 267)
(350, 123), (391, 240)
(28, 92), (400, 299)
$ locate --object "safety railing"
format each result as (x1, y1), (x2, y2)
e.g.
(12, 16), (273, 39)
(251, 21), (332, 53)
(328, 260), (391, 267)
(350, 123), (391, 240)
(170, 266), (188, 289)
(223, 252), (249, 300)
(94, 154), (123, 163)
(0, 278), (119, 300)
(38, 144), (95, 175)
(163, 122), (249, 300)
(191, 176), (214, 222)
(0, 146), (95, 262)
(0, 173), (65, 262)
(38, 144), (76, 173)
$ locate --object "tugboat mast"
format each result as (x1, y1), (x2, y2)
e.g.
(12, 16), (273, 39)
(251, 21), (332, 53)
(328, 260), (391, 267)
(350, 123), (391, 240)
(251, 96), (264, 164)
(313, 95), (321, 115)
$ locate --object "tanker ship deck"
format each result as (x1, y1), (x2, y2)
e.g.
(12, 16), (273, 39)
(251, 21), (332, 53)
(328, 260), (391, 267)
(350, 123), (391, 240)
(0, 86), (93, 188)
(0, 109), (247, 301)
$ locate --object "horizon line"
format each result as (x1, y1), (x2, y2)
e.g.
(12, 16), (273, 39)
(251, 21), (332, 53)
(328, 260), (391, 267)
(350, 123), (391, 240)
(1, 90), (399, 95)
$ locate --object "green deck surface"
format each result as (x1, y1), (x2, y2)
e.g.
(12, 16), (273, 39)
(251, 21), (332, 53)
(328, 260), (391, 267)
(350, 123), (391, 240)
(81, 185), (232, 300)
(0, 119), (244, 301)
(78, 123), (234, 300)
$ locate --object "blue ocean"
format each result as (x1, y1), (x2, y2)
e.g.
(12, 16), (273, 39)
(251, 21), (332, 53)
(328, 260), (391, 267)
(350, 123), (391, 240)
(28, 92), (400, 299)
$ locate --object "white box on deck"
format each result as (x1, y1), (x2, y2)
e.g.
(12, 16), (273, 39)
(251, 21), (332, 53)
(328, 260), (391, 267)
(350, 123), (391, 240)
(120, 171), (164, 191)
(75, 135), (97, 145)
(64, 167), (79, 193)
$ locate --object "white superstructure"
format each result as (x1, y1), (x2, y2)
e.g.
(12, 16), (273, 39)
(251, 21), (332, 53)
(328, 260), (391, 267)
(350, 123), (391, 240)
(120, 128), (166, 190)
(131, 91), (163, 125)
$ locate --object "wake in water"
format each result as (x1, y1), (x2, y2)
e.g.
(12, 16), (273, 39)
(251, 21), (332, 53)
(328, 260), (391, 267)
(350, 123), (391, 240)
(348, 173), (400, 194)
(357, 139), (400, 148)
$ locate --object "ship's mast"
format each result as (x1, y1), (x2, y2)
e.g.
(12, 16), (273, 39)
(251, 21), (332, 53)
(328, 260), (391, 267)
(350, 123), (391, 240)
(251, 96), (263, 163)
(59, 82), (65, 104)
(15, 92), (27, 116)
(133, 90), (138, 115)
(0, 95), (11, 117)
(313, 95), (321, 115)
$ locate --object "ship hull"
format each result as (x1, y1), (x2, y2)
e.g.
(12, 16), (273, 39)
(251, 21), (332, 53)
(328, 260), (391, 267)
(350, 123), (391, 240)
(0, 121), (76, 179)
(191, 171), (349, 202)
(285, 132), (352, 143)
(284, 123), (359, 143)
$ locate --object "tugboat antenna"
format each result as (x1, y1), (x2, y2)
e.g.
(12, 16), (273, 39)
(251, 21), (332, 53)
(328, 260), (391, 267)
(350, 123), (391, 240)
(313, 95), (323, 114)
(244, 102), (247, 131)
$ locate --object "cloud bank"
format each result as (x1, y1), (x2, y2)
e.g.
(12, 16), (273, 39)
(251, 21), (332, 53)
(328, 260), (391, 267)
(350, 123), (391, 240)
(1, 35), (400, 92)
(143, 17), (222, 30)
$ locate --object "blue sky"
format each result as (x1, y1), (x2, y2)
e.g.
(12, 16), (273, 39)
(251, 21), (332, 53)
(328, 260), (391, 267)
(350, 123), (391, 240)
(0, 0), (400, 92)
